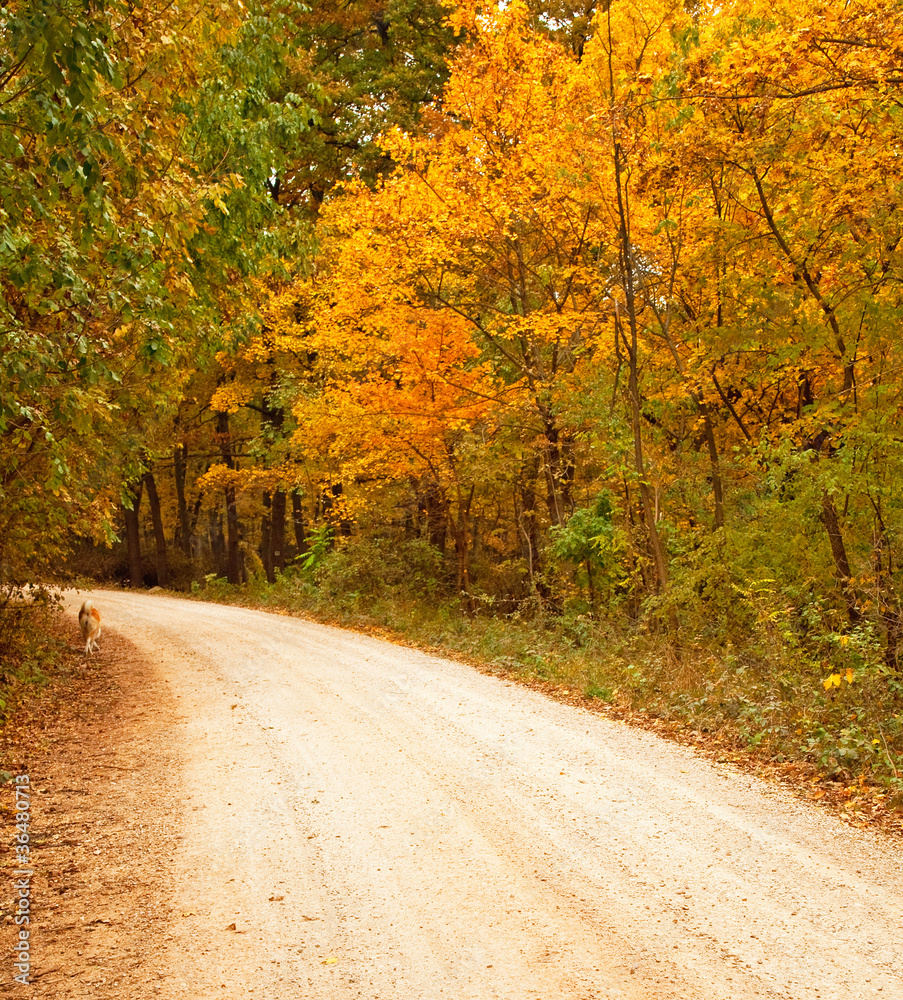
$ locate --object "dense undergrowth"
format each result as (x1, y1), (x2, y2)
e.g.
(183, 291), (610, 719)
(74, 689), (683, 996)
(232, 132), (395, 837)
(0, 588), (67, 724)
(191, 537), (903, 809)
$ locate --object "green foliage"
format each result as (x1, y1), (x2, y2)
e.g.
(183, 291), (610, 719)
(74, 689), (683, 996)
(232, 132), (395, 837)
(297, 524), (335, 576)
(551, 493), (615, 564)
(0, 0), (312, 584)
(263, 0), (460, 215)
(550, 493), (628, 604)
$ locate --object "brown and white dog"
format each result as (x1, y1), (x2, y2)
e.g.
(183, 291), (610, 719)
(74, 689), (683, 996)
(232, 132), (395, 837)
(78, 600), (102, 656)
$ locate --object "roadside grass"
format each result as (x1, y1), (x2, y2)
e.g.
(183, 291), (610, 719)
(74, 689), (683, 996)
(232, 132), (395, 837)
(191, 565), (903, 831)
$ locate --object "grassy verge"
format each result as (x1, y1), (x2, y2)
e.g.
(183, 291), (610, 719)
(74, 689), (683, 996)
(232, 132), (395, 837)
(190, 564), (903, 835)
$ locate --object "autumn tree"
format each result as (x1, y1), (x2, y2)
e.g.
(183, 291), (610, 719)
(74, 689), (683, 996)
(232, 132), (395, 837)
(271, 0), (903, 654)
(264, 0), (460, 216)
(0, 2), (224, 584)
(649, 0), (903, 656)
(290, 1), (698, 603)
(0, 0), (324, 590)
(286, 5), (616, 599)
(170, 0), (464, 584)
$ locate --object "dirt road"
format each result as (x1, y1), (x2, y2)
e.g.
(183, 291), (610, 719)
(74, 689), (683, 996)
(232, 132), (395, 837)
(43, 591), (901, 999)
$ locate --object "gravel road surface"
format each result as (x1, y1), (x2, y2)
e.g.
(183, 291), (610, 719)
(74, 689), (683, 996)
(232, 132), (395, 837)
(62, 591), (901, 1000)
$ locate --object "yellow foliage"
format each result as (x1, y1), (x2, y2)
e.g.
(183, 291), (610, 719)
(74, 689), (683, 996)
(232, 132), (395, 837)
(199, 463), (303, 496)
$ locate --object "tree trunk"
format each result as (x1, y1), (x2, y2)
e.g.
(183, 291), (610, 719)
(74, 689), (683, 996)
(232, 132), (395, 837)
(259, 403), (287, 578)
(224, 484), (241, 584)
(516, 456), (542, 593)
(123, 480), (144, 589)
(884, 611), (901, 671)
(821, 492), (860, 624)
(701, 406), (725, 530)
(189, 495), (203, 554)
(211, 512), (226, 577)
(271, 488), (286, 573)
(215, 411), (242, 584)
(173, 442), (192, 556)
(603, 6), (670, 601)
(291, 491), (308, 556)
(259, 488), (285, 582)
(869, 496), (901, 670)
(261, 491), (274, 583)
(538, 403), (574, 528)
(420, 480), (448, 552)
(143, 471), (171, 587)
(618, 304), (670, 595)
(453, 484), (476, 616)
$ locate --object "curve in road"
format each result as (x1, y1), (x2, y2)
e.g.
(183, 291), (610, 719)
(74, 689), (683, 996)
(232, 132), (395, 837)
(65, 591), (901, 1000)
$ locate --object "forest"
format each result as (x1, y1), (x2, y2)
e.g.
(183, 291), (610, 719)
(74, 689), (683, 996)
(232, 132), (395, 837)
(3, 0), (903, 800)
